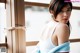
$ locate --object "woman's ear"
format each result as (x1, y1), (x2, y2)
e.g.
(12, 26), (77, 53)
(50, 10), (54, 14)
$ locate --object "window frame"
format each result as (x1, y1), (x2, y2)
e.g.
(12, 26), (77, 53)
(0, 0), (26, 53)
(0, 0), (6, 3)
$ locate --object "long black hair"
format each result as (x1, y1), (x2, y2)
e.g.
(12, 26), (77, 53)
(49, 0), (72, 27)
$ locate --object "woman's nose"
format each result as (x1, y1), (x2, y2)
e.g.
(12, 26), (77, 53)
(63, 12), (68, 16)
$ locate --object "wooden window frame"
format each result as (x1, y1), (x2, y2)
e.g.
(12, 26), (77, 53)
(0, 0), (26, 53)
(0, 0), (6, 3)
(24, 1), (80, 10)
(1, 1), (80, 10)
(26, 39), (80, 46)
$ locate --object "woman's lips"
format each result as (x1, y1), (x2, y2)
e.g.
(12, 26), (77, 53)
(63, 19), (68, 22)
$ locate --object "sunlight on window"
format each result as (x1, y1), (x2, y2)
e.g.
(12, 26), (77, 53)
(72, 2), (80, 7)
(0, 3), (6, 43)
(25, 6), (51, 41)
(70, 42), (80, 53)
(70, 9), (80, 39)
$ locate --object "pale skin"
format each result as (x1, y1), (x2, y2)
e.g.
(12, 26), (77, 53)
(50, 5), (71, 53)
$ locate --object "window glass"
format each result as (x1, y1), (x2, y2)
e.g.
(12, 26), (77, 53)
(26, 46), (36, 53)
(0, 3), (6, 43)
(0, 3), (7, 53)
(0, 47), (6, 53)
(24, 0), (50, 3)
(70, 9), (80, 39)
(25, 6), (50, 41)
(70, 42), (80, 53)
(72, 2), (80, 7)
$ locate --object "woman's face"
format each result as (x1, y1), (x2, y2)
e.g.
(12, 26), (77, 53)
(55, 5), (72, 24)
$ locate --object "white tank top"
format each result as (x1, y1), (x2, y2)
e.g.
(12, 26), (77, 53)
(37, 20), (59, 53)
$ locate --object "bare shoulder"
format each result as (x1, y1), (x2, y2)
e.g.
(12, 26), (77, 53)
(55, 23), (70, 34)
(55, 23), (70, 45)
(57, 23), (69, 30)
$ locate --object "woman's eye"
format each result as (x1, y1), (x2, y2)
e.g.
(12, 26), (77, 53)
(67, 9), (71, 11)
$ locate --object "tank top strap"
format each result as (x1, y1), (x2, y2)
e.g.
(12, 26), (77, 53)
(49, 22), (59, 38)
(48, 21), (59, 46)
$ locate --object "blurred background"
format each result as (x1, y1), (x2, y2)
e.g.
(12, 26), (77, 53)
(0, 0), (80, 53)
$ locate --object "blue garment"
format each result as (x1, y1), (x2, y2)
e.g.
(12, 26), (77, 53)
(48, 41), (70, 53)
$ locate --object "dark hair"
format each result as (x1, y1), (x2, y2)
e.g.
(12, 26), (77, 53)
(49, 0), (72, 27)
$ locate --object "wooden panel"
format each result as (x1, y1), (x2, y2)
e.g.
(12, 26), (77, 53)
(25, 2), (80, 10)
(0, 37), (7, 48)
(26, 41), (39, 46)
(6, 0), (13, 53)
(0, 0), (5, 3)
(1, 1), (80, 10)
(14, 0), (26, 53)
(70, 39), (80, 43)
(25, 2), (49, 7)
(0, 43), (7, 47)
(6, 0), (26, 53)
(73, 6), (80, 10)
(26, 39), (80, 46)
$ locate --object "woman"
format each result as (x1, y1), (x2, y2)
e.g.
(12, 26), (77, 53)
(32, 0), (72, 53)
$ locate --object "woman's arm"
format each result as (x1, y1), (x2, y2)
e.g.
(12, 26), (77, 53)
(55, 23), (70, 53)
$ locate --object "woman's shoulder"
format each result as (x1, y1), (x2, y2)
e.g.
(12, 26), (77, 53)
(55, 23), (70, 44)
(56, 23), (69, 30)
(55, 23), (70, 35)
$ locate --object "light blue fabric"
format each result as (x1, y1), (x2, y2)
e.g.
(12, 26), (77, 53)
(48, 41), (70, 53)
(32, 41), (70, 53)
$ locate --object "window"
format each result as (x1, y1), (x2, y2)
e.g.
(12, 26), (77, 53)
(0, 3), (6, 43)
(25, 6), (50, 41)
(72, 2), (80, 7)
(70, 9), (80, 39)
(24, 0), (50, 3)
(0, 3), (7, 53)
(70, 42), (80, 53)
